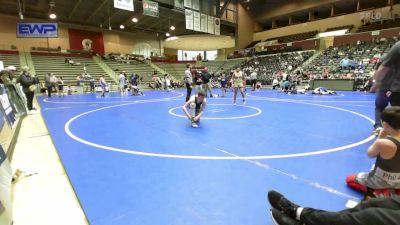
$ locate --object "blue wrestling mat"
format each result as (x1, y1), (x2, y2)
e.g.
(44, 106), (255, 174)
(38, 89), (376, 225)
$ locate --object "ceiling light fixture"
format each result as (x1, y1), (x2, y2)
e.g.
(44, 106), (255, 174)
(132, 17), (138, 23)
(18, 0), (24, 20)
(49, 13), (57, 19)
(170, 26), (175, 30)
(120, 25), (125, 29)
(166, 32), (170, 37)
(19, 11), (24, 20)
(48, 0), (56, 20)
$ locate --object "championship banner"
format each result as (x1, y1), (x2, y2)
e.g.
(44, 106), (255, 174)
(174, 0), (184, 9)
(143, 0), (159, 17)
(192, 0), (200, 10)
(68, 29), (105, 55)
(207, 16), (215, 34)
(184, 0), (192, 8)
(200, 14), (208, 33)
(114, 0), (134, 12)
(0, 85), (15, 127)
(214, 18), (220, 35)
(193, 11), (201, 31)
(185, 9), (194, 30)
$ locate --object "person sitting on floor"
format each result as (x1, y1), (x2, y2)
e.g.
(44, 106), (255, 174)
(267, 190), (400, 225)
(346, 106), (400, 198)
(182, 90), (207, 128)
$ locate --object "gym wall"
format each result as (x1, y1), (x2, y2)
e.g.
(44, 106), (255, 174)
(254, 4), (400, 42)
(0, 14), (161, 56)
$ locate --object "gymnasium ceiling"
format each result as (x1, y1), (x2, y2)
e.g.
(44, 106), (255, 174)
(0, 0), (398, 36)
(0, 0), (236, 36)
(241, 0), (400, 27)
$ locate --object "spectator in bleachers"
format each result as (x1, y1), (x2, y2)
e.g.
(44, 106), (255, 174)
(340, 55), (351, 70)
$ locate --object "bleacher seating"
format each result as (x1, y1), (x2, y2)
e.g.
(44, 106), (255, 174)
(220, 58), (247, 72)
(155, 62), (187, 80)
(244, 40), (261, 49)
(0, 51), (20, 69)
(240, 51), (314, 84)
(301, 39), (395, 79)
(103, 60), (156, 84)
(265, 30), (318, 43)
(155, 60), (245, 79)
(202, 61), (227, 73)
(326, 25), (354, 32)
(31, 53), (112, 85)
(358, 19), (400, 32)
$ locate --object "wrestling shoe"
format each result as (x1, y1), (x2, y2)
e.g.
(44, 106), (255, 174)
(270, 209), (302, 225)
(243, 99), (246, 105)
(191, 122), (198, 128)
(268, 191), (299, 219)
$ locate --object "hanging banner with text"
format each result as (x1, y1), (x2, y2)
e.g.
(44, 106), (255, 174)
(143, 0), (159, 17)
(174, 0), (184, 9)
(185, 9), (194, 30)
(214, 18), (220, 35)
(193, 11), (201, 31)
(114, 0), (134, 12)
(192, 0), (200, 10)
(200, 13), (208, 33)
(17, 23), (58, 38)
(207, 16), (214, 34)
(184, 0), (192, 8)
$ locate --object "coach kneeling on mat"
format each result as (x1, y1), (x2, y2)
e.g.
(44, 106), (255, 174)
(182, 90), (207, 128)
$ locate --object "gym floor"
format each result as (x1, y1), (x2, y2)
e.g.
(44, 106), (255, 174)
(38, 89), (375, 225)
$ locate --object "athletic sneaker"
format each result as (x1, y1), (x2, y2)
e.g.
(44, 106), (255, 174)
(243, 99), (246, 105)
(270, 209), (302, 225)
(268, 191), (299, 219)
(191, 122), (198, 128)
